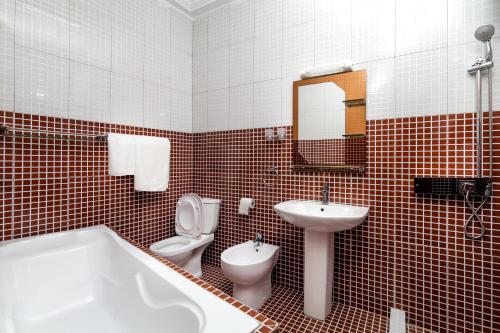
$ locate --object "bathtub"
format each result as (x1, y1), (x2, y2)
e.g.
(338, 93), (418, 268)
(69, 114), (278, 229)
(0, 226), (260, 333)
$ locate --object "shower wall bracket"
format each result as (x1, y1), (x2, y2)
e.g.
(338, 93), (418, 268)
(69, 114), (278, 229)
(414, 177), (492, 197)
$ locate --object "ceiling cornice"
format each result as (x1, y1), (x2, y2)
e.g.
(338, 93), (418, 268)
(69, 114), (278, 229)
(165, 0), (234, 17)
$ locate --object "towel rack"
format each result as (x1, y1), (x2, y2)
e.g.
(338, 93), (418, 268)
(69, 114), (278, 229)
(0, 124), (108, 142)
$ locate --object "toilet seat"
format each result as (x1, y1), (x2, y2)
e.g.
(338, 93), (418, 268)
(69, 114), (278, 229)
(150, 234), (214, 257)
(175, 194), (203, 239)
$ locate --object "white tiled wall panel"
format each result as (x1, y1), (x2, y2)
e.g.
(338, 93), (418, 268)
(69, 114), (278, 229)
(314, 12), (351, 67)
(0, 0), (15, 111)
(208, 47), (230, 90)
(193, 92), (208, 133)
(111, 0), (145, 79)
(15, 0), (70, 58)
(395, 0), (447, 56)
(171, 89), (192, 133)
(352, 0), (395, 64)
(15, 46), (69, 118)
(395, 48), (448, 118)
(193, 0), (500, 132)
(229, 84), (253, 130)
(230, 39), (254, 87)
(4, 0), (193, 132)
(253, 79), (281, 128)
(230, 0), (254, 44)
(144, 82), (171, 130)
(110, 72), (143, 127)
(69, 0), (112, 70)
(69, 61), (111, 123)
(207, 88), (229, 131)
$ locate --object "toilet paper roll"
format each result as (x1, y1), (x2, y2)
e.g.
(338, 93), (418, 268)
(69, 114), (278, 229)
(238, 198), (255, 216)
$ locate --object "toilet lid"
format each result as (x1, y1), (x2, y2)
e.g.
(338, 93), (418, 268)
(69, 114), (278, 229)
(175, 194), (203, 239)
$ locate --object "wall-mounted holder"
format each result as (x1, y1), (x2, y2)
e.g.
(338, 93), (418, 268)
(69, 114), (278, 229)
(265, 128), (286, 141)
(414, 177), (492, 197)
(414, 177), (493, 240)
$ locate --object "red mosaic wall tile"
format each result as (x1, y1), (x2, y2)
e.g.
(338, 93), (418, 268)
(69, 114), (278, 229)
(194, 111), (500, 333)
(295, 137), (366, 166)
(1, 108), (499, 333)
(0, 110), (192, 245)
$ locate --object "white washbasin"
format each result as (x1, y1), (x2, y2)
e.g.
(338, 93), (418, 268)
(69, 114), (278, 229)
(273, 200), (369, 233)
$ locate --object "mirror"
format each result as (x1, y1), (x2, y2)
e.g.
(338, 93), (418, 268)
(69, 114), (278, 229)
(292, 70), (367, 172)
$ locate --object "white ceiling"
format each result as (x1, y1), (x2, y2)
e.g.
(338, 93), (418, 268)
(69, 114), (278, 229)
(165, 0), (235, 17)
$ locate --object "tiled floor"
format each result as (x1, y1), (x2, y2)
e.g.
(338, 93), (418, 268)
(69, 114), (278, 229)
(201, 264), (431, 333)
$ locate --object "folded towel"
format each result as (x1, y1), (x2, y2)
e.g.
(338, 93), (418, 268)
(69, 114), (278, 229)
(134, 136), (170, 192)
(108, 133), (136, 176)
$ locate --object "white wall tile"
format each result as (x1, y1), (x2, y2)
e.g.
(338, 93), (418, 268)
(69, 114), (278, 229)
(208, 6), (229, 50)
(254, 0), (282, 36)
(171, 89), (192, 132)
(70, 0), (112, 70)
(229, 84), (253, 129)
(254, 31), (282, 82)
(448, 0), (500, 47)
(15, 46), (69, 117)
(111, 0), (145, 79)
(15, 0), (70, 58)
(282, 22), (314, 80)
(69, 61), (111, 123)
(395, 48), (448, 118)
(207, 88), (229, 131)
(171, 50), (192, 93)
(253, 79), (281, 128)
(314, 11), (351, 66)
(193, 92), (208, 133)
(193, 53), (208, 93)
(230, 39), (254, 87)
(352, 0), (395, 64)
(355, 58), (395, 120)
(0, 0), (15, 111)
(171, 9), (193, 54)
(281, 78), (293, 126)
(193, 16), (208, 56)
(144, 0), (170, 86)
(395, 0), (447, 56)
(315, 0), (351, 18)
(208, 47), (230, 90)
(110, 72), (143, 126)
(230, 0), (254, 44)
(283, 0), (314, 28)
(144, 82), (170, 130)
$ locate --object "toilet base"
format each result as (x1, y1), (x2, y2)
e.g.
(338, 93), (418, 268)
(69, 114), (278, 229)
(233, 274), (272, 310)
(181, 243), (211, 278)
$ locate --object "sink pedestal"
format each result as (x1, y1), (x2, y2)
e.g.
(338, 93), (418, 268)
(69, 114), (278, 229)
(304, 230), (334, 320)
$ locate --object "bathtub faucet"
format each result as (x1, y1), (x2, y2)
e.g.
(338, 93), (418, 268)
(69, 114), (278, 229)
(254, 232), (264, 247)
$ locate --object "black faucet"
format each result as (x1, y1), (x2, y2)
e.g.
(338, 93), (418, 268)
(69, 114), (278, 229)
(254, 232), (264, 247)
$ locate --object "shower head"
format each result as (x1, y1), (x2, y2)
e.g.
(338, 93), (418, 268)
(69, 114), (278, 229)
(474, 24), (495, 42)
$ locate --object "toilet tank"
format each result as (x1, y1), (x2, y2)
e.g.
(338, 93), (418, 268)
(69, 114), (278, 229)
(201, 198), (221, 234)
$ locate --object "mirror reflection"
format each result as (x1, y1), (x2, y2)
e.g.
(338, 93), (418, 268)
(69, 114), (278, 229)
(293, 70), (367, 172)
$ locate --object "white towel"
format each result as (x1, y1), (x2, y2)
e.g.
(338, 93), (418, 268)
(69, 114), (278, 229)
(134, 136), (170, 192)
(108, 133), (136, 176)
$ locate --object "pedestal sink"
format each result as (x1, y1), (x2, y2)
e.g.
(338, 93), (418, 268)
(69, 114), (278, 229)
(274, 200), (369, 320)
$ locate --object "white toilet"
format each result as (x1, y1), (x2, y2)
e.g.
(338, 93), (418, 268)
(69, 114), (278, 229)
(221, 240), (279, 310)
(150, 194), (221, 277)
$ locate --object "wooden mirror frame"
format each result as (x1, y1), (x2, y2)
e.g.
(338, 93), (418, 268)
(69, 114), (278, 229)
(292, 70), (367, 173)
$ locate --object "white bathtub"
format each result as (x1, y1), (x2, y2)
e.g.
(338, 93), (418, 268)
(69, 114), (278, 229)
(0, 226), (259, 333)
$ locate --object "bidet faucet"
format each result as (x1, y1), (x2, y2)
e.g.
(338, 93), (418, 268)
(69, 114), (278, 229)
(322, 183), (330, 205)
(254, 232), (264, 247)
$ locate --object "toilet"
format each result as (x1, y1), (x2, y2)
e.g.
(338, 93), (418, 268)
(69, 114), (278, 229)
(221, 241), (280, 310)
(150, 194), (221, 277)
